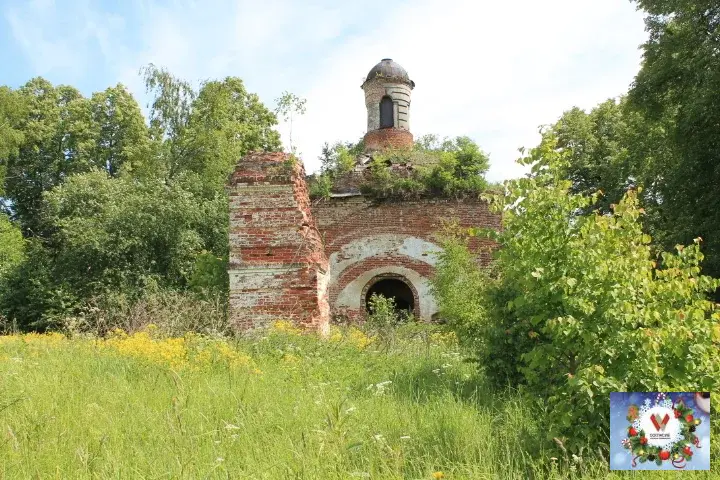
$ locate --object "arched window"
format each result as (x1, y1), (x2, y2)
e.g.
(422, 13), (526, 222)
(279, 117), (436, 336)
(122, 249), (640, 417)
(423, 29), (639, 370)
(379, 95), (394, 128)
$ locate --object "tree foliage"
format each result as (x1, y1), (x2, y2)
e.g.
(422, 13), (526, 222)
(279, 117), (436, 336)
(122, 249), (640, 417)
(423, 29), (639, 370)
(535, 99), (640, 214)
(0, 66), (280, 330)
(0, 213), (24, 279)
(628, 0), (720, 285)
(0, 86), (27, 198)
(1, 79), (150, 235)
(310, 135), (490, 199)
(434, 134), (720, 454)
(274, 91), (306, 154)
(544, 1), (720, 292)
(139, 65), (281, 192)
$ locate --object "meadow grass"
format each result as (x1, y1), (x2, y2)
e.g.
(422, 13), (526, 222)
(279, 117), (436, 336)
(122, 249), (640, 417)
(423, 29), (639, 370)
(0, 324), (716, 479)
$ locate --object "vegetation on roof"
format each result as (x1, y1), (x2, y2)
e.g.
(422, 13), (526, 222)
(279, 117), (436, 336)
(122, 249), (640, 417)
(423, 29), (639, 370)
(309, 135), (494, 200)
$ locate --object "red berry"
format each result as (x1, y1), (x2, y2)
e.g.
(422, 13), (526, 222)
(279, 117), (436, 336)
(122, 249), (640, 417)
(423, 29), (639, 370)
(685, 414), (694, 423)
(659, 450), (670, 460)
(674, 410), (681, 418)
(683, 445), (693, 456)
(628, 427), (637, 436)
(640, 437), (648, 445)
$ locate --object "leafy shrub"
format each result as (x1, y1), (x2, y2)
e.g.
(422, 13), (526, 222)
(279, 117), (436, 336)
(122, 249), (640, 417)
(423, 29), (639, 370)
(359, 140), (490, 199)
(434, 133), (720, 454)
(187, 250), (228, 299)
(61, 288), (229, 337)
(0, 213), (24, 278)
(308, 173), (333, 199)
(42, 171), (227, 296)
(311, 135), (490, 200)
(364, 293), (413, 350)
(0, 239), (77, 332)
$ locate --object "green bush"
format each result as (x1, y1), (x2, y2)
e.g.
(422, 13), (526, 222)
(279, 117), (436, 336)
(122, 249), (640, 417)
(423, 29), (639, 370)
(0, 239), (77, 332)
(434, 133), (720, 454)
(60, 287), (229, 337)
(0, 213), (24, 278)
(312, 136), (490, 200)
(0, 171), (229, 330)
(359, 140), (489, 199)
(308, 173), (333, 199)
(364, 293), (413, 350)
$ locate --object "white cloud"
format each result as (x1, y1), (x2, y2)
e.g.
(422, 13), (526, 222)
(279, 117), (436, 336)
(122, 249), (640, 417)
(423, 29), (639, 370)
(292, 0), (647, 181)
(4, 0), (647, 182)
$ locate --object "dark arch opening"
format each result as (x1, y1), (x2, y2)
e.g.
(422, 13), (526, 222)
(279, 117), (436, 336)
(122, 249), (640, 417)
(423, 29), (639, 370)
(365, 278), (414, 313)
(379, 96), (394, 129)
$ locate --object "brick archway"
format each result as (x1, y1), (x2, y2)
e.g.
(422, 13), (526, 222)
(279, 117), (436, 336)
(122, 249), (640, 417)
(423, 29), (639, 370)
(360, 273), (420, 319)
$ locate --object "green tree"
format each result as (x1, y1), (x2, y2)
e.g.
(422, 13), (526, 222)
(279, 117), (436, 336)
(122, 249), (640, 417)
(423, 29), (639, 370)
(0, 213), (24, 278)
(81, 85), (152, 177)
(536, 99), (641, 214)
(319, 141), (358, 176)
(274, 91), (306, 154)
(0, 86), (27, 198)
(141, 65), (281, 191)
(3, 78), (84, 233)
(184, 77), (282, 193)
(434, 133), (720, 454)
(2, 78), (150, 235)
(628, 0), (720, 285)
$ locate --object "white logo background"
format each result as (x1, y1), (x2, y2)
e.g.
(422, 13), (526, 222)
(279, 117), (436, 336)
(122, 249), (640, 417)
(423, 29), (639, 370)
(638, 406), (682, 448)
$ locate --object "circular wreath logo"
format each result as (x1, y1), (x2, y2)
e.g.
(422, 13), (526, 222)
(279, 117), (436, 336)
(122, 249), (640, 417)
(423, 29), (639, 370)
(621, 393), (703, 468)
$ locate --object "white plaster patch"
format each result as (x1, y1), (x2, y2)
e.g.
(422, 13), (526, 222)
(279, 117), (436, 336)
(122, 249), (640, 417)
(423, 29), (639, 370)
(329, 234), (441, 283)
(335, 266), (438, 321)
(399, 237), (442, 265)
(316, 267), (331, 337)
(229, 266), (299, 290)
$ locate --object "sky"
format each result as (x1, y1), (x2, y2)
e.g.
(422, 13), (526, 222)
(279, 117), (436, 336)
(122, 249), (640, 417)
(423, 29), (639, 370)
(0, 0), (648, 181)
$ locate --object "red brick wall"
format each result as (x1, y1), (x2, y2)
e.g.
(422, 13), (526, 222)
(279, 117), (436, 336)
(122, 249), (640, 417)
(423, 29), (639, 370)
(311, 196), (500, 321)
(227, 152), (329, 332)
(363, 128), (414, 151)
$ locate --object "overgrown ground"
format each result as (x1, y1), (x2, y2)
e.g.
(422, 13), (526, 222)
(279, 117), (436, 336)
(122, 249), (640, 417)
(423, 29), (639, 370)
(0, 323), (716, 479)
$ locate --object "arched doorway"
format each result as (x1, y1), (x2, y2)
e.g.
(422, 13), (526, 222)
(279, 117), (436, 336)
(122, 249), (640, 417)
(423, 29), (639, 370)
(362, 274), (419, 317)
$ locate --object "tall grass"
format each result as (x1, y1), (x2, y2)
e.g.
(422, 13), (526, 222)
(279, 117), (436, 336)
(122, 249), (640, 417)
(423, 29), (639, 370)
(0, 325), (716, 479)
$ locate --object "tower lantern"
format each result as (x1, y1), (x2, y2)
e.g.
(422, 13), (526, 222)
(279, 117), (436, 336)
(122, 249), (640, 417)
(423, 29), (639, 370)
(361, 58), (415, 151)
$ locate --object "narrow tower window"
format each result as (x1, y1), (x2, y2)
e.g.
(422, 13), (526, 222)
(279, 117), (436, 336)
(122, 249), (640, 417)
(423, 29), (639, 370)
(379, 95), (394, 128)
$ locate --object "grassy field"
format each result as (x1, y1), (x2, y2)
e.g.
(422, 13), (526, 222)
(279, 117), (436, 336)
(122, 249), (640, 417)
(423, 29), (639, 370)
(0, 323), (716, 479)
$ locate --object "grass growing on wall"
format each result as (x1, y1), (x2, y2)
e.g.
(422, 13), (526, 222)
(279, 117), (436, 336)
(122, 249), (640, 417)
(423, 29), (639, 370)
(0, 324), (716, 479)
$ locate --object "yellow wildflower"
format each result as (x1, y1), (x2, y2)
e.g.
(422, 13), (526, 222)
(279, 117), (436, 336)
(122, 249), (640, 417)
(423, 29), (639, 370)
(271, 320), (301, 335)
(348, 327), (372, 350)
(328, 327), (343, 343)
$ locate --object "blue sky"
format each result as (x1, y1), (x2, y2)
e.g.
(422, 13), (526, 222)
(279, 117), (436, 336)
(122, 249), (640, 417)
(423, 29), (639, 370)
(1, 0), (648, 180)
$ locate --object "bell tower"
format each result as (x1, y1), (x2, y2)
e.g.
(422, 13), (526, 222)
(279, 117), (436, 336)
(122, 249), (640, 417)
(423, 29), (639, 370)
(361, 58), (415, 151)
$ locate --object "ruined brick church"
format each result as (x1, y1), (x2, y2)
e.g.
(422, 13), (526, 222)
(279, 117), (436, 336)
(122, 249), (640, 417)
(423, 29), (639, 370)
(227, 59), (500, 333)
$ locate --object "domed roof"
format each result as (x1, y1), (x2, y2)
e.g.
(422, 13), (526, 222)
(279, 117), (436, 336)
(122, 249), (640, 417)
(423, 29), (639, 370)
(363, 58), (415, 88)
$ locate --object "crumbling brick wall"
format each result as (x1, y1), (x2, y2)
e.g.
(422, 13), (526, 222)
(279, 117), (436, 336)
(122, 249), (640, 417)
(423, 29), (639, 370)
(311, 196), (500, 322)
(227, 152), (329, 333)
(363, 128), (414, 151)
